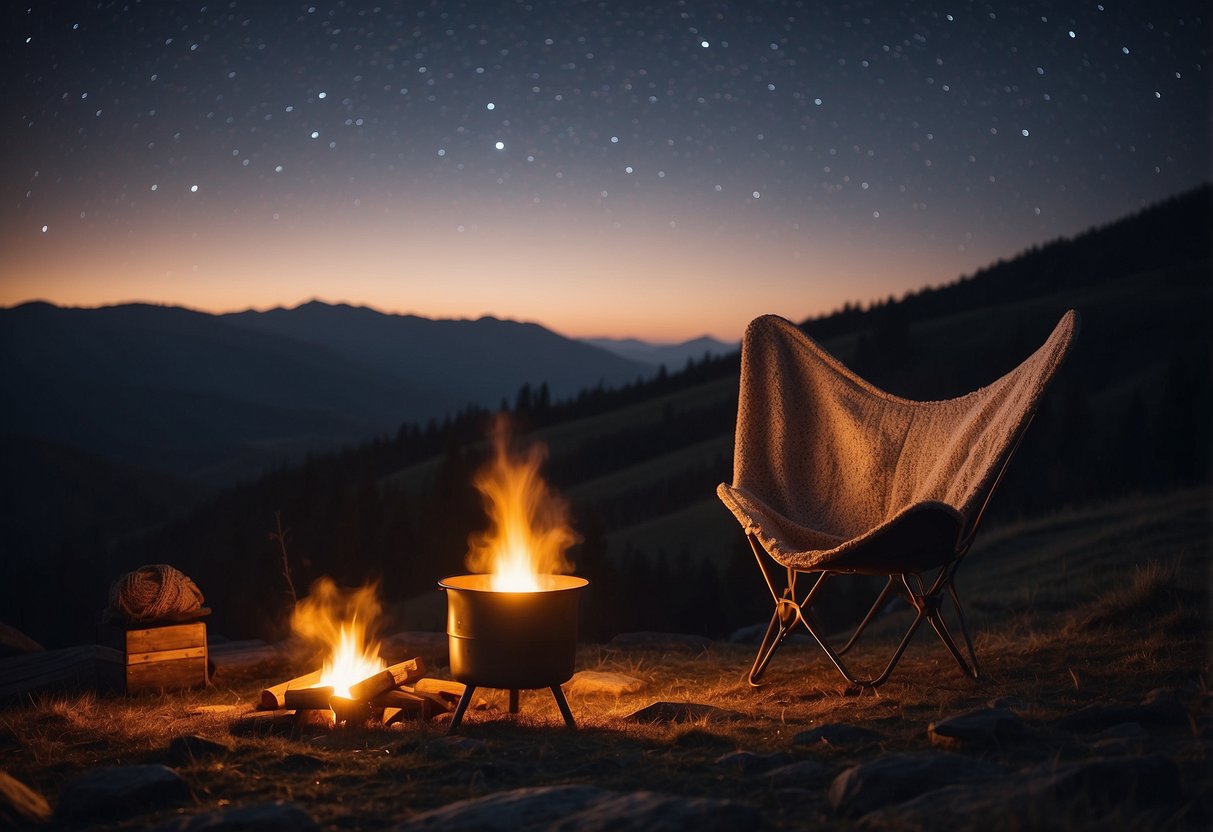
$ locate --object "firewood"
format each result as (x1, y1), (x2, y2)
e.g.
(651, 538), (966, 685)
(406, 679), (488, 710)
(348, 658), (426, 702)
(283, 685), (334, 711)
(259, 669), (323, 710)
(330, 695), (382, 726)
(371, 690), (427, 723)
(295, 708), (336, 728)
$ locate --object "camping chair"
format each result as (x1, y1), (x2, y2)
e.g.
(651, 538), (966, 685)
(717, 311), (1079, 688)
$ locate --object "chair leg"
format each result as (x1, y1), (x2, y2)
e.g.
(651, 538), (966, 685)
(838, 575), (897, 655)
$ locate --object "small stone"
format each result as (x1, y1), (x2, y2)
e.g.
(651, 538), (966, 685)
(714, 750), (792, 774)
(147, 800), (318, 831)
(57, 765), (192, 821)
(0, 770), (52, 826)
(624, 701), (745, 724)
(169, 734), (230, 765)
(565, 670), (645, 696)
(392, 785), (763, 831)
(928, 707), (1024, 749)
(608, 632), (713, 651)
(793, 723), (882, 748)
(829, 752), (1004, 816)
(765, 759), (834, 788)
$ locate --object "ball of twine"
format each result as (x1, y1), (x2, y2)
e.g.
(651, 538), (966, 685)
(105, 564), (204, 623)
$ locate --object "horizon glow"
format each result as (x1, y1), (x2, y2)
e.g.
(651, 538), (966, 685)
(3, 1), (1208, 341)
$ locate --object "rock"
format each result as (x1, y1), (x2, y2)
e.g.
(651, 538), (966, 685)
(147, 800), (318, 831)
(608, 632), (713, 651)
(828, 752), (1004, 816)
(928, 707), (1024, 749)
(793, 723), (882, 748)
(393, 784), (764, 831)
(714, 750), (792, 774)
(57, 765), (192, 821)
(624, 701), (745, 724)
(765, 760), (834, 789)
(0, 770), (52, 826)
(727, 622), (811, 646)
(566, 670), (645, 696)
(169, 735), (231, 765)
(857, 754), (1182, 829)
(379, 632), (449, 668)
(1056, 690), (1187, 732)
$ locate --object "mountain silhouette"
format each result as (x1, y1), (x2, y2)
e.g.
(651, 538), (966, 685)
(0, 301), (649, 483)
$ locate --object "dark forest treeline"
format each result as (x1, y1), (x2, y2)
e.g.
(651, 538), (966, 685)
(8, 186), (1210, 648)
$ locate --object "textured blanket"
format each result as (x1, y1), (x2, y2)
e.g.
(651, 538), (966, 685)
(717, 311), (1079, 572)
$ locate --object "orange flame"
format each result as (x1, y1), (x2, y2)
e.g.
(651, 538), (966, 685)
(466, 415), (579, 591)
(290, 577), (386, 698)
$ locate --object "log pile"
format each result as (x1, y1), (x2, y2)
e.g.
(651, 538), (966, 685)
(251, 658), (483, 728)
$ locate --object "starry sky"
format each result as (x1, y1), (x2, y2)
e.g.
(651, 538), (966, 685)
(4, 1), (1209, 341)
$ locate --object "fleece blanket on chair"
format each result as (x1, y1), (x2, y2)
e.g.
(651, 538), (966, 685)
(716, 311), (1079, 573)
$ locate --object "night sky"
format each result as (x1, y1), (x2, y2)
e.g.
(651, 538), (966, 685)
(5, 1), (1209, 340)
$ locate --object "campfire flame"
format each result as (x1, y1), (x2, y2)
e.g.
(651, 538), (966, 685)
(291, 577), (386, 698)
(466, 415), (579, 591)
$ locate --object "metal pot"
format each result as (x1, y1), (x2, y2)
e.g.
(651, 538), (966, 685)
(438, 573), (588, 730)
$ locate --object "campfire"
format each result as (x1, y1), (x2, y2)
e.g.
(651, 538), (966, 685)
(440, 416), (588, 731)
(254, 578), (472, 728)
(253, 416), (587, 732)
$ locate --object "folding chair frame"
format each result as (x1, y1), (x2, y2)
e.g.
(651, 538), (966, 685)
(745, 413), (1036, 689)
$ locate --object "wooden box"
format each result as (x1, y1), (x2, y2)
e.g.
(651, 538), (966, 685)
(98, 620), (208, 693)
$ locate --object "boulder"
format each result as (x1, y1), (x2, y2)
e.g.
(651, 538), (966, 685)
(793, 723), (882, 748)
(624, 701), (746, 724)
(927, 707), (1025, 750)
(168, 735), (231, 766)
(147, 800), (318, 831)
(393, 784), (764, 831)
(828, 751), (1004, 816)
(566, 670), (645, 696)
(57, 765), (192, 821)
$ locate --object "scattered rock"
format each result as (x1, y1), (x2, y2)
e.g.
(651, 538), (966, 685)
(1056, 688), (1187, 733)
(624, 701), (745, 724)
(793, 723), (882, 748)
(0, 769), (52, 826)
(566, 670), (645, 696)
(828, 752), (1004, 816)
(608, 632), (713, 651)
(857, 754), (1182, 829)
(928, 707), (1024, 750)
(393, 784), (764, 831)
(380, 632), (449, 668)
(169, 734), (230, 765)
(57, 765), (192, 821)
(714, 750), (792, 774)
(765, 759), (834, 789)
(147, 800), (318, 831)
(727, 622), (812, 646)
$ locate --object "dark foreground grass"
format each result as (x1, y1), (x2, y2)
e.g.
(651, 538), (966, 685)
(2, 489), (1209, 830)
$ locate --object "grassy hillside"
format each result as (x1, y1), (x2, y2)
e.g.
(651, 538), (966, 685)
(18, 187), (1211, 648)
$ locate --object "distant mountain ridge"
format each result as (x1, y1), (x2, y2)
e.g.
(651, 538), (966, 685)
(580, 335), (738, 368)
(0, 301), (650, 483)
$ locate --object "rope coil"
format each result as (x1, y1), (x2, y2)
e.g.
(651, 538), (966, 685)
(105, 564), (205, 623)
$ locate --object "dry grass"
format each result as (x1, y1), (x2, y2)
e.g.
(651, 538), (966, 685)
(1, 489), (1210, 830)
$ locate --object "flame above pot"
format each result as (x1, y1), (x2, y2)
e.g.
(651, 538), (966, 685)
(465, 415), (579, 591)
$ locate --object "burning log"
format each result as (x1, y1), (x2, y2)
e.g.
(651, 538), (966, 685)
(283, 685), (334, 711)
(259, 669), (324, 710)
(330, 696), (381, 726)
(408, 678), (489, 710)
(348, 658), (426, 702)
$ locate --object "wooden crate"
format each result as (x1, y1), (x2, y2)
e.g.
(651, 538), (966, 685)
(98, 620), (208, 693)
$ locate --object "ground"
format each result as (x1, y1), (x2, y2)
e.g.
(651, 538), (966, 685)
(1, 490), (1209, 830)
